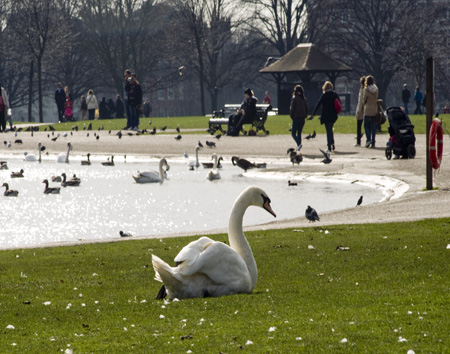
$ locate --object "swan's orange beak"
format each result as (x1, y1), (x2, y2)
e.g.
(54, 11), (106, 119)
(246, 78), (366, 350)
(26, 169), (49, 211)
(264, 200), (276, 217)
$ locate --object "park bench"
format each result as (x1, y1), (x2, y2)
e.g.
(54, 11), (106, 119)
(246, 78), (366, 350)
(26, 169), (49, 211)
(209, 103), (275, 135)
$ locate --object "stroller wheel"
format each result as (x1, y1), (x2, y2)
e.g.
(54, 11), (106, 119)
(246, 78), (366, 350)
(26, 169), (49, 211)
(385, 147), (392, 160)
(407, 144), (416, 159)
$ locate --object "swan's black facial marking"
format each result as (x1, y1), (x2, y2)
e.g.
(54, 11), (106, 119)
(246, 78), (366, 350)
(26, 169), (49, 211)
(261, 194), (271, 205)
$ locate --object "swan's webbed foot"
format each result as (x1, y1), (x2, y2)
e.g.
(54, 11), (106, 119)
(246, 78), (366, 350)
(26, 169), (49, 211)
(156, 285), (167, 299)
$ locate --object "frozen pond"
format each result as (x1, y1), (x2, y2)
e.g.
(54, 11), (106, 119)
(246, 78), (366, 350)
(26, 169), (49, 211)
(0, 155), (387, 249)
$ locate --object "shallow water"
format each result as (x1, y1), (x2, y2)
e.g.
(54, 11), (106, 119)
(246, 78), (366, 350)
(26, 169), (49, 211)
(0, 156), (384, 249)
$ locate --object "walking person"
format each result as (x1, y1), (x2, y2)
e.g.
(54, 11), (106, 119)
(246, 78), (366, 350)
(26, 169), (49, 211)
(0, 84), (10, 132)
(54, 83), (65, 122)
(289, 85), (308, 151)
(125, 74), (142, 131)
(309, 81), (341, 152)
(86, 89), (98, 121)
(414, 86), (423, 114)
(354, 76), (366, 146)
(80, 96), (87, 121)
(402, 84), (411, 115)
(362, 75), (379, 148)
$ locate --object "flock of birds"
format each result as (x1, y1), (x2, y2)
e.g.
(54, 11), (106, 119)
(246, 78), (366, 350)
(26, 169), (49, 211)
(0, 123), (371, 301)
(1, 123), (365, 235)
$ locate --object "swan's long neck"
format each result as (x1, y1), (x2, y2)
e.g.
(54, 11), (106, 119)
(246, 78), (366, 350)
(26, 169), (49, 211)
(38, 145), (42, 163)
(65, 145), (70, 163)
(212, 154), (218, 169)
(228, 194), (257, 289)
(158, 160), (165, 181)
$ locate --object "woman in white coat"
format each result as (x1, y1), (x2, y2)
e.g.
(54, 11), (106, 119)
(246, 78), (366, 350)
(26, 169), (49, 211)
(86, 89), (98, 120)
(362, 75), (378, 148)
(354, 76), (366, 146)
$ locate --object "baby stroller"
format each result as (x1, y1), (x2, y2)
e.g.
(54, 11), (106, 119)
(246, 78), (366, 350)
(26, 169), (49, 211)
(385, 106), (416, 160)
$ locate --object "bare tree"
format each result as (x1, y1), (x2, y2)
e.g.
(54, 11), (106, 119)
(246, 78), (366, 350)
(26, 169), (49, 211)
(327, 0), (429, 102)
(170, 0), (265, 114)
(8, 0), (72, 122)
(246, 0), (309, 56)
(79, 0), (161, 96)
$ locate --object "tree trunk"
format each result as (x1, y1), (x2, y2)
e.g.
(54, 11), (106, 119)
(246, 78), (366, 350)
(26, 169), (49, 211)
(28, 60), (34, 122)
(37, 56), (43, 123)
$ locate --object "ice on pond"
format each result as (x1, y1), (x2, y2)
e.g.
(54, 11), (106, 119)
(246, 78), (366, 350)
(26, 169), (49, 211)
(0, 157), (386, 249)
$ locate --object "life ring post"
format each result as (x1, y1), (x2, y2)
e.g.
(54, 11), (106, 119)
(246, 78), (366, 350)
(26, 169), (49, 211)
(426, 57), (434, 190)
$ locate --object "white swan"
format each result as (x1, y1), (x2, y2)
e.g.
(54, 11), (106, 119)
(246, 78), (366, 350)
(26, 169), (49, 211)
(133, 158), (170, 183)
(206, 153), (221, 181)
(187, 147), (200, 170)
(152, 186), (276, 299)
(56, 142), (72, 163)
(24, 143), (43, 162)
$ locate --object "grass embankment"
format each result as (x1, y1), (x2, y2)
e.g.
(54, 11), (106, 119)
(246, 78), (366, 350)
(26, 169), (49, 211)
(1, 219), (449, 352)
(17, 113), (443, 135)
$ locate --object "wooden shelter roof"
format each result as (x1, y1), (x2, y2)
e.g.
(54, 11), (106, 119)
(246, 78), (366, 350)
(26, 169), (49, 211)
(260, 43), (351, 74)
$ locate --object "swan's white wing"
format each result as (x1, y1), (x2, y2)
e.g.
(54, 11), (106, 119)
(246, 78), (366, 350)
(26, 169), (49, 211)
(133, 170), (161, 183)
(177, 240), (250, 286)
(56, 153), (66, 163)
(174, 236), (215, 266)
(25, 154), (37, 161)
(139, 170), (159, 178)
(207, 169), (221, 180)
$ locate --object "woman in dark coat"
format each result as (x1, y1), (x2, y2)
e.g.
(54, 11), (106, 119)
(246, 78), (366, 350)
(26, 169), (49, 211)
(227, 88), (257, 136)
(290, 85), (308, 150)
(310, 81), (341, 152)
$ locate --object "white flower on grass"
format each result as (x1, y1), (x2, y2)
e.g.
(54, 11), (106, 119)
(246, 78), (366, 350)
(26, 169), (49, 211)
(43, 301), (51, 306)
(94, 300), (99, 304)
(246, 340), (253, 345)
(140, 299), (147, 303)
(446, 244), (450, 249)
(159, 315), (165, 319)
(81, 303), (86, 307)
(11, 343), (17, 346)
(398, 336), (408, 342)
(6, 325), (15, 329)
(324, 230), (329, 234)
(234, 310), (238, 314)
(407, 350), (415, 354)
(296, 337), (302, 341)
(66, 303), (72, 310)
(268, 326), (276, 332)
(308, 245), (315, 250)
(340, 338), (348, 343)
(79, 293), (83, 297)
(408, 311), (412, 315)
(65, 349), (73, 354)
(49, 337), (55, 341)
(123, 327), (128, 331)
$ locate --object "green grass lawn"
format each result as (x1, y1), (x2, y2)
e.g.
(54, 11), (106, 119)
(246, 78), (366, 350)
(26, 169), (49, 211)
(1, 219), (449, 352)
(17, 113), (445, 135)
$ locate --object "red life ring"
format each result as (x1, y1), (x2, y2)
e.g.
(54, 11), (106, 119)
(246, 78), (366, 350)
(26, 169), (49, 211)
(429, 118), (444, 169)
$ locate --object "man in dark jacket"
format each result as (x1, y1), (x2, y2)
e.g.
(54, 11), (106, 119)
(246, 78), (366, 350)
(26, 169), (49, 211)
(54, 83), (66, 122)
(402, 84), (411, 115)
